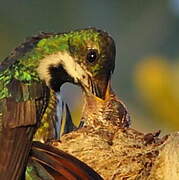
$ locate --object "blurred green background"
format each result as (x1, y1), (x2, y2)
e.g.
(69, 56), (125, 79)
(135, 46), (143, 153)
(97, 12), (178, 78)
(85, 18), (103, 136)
(0, 0), (179, 134)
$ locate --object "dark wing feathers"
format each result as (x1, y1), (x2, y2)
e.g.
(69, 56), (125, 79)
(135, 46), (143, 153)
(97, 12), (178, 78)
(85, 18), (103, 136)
(0, 81), (50, 179)
(0, 32), (54, 72)
(3, 97), (36, 128)
(2, 81), (49, 128)
(0, 126), (35, 179)
(30, 141), (103, 180)
(7, 79), (47, 102)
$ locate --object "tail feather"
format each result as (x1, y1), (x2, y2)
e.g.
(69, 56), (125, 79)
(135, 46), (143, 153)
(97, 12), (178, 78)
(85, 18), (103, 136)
(29, 141), (103, 180)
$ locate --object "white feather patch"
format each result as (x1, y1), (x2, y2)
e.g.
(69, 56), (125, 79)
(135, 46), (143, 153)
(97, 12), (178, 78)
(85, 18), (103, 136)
(37, 51), (90, 87)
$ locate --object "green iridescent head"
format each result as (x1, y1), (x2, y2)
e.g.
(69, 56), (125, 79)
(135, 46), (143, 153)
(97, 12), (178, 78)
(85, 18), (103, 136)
(37, 28), (116, 99)
(69, 28), (115, 75)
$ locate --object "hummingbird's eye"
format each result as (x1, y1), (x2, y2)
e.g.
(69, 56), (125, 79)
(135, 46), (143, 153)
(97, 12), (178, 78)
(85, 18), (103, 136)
(86, 49), (98, 63)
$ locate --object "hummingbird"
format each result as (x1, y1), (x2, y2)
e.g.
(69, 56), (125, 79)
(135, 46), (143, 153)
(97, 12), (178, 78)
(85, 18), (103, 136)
(0, 27), (129, 179)
(34, 27), (130, 132)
